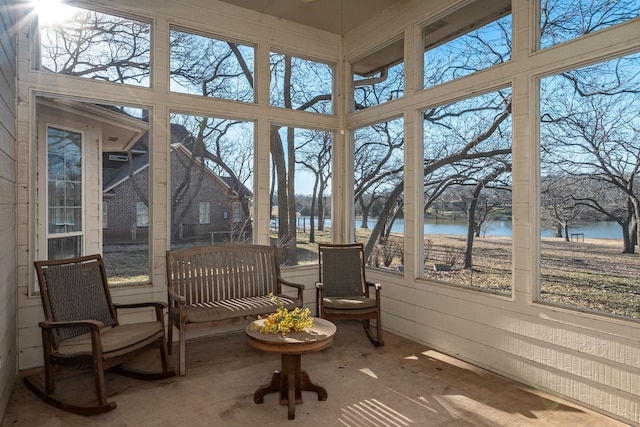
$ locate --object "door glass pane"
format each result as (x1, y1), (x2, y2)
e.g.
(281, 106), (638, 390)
(47, 236), (82, 260)
(47, 126), (82, 258)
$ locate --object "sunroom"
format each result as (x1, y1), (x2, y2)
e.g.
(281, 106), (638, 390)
(0, 0), (639, 424)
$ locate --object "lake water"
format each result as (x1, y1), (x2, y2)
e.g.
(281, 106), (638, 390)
(297, 217), (623, 239)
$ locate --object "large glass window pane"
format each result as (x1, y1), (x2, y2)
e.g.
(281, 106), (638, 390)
(423, 0), (511, 89)
(170, 29), (255, 102)
(270, 53), (333, 114)
(101, 105), (150, 284)
(540, 0), (640, 49)
(270, 126), (333, 266)
(170, 114), (254, 248)
(539, 53), (640, 320)
(353, 39), (404, 110)
(422, 89), (512, 293)
(354, 117), (404, 270)
(36, 4), (151, 86)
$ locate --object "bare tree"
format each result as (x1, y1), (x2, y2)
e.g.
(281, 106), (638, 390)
(39, 9), (151, 84)
(540, 176), (582, 239)
(296, 130), (332, 243)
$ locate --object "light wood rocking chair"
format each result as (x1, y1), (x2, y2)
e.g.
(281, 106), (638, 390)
(316, 243), (384, 346)
(23, 254), (175, 415)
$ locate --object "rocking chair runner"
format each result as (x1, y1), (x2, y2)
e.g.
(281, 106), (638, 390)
(316, 243), (384, 346)
(24, 254), (175, 415)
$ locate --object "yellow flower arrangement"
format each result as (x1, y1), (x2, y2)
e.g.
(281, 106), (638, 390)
(253, 293), (313, 336)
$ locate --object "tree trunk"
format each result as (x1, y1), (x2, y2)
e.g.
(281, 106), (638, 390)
(554, 223), (563, 238)
(286, 127), (298, 265)
(317, 190), (326, 231)
(365, 184), (404, 261)
(621, 201), (634, 253)
(309, 174), (319, 243)
(270, 127), (289, 250)
(359, 198), (369, 229)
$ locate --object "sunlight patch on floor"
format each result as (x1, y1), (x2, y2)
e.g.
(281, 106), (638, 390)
(387, 387), (439, 414)
(339, 398), (414, 426)
(359, 367), (378, 379)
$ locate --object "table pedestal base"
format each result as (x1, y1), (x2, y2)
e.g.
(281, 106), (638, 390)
(253, 353), (327, 420)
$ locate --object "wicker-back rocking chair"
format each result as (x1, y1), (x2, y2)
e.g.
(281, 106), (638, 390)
(316, 243), (384, 346)
(23, 254), (175, 415)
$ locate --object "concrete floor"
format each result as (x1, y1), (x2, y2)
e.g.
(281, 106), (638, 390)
(1, 321), (629, 427)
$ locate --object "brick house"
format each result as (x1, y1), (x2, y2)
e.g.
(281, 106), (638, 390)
(103, 123), (253, 245)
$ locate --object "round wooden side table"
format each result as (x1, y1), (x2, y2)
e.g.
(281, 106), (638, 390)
(245, 317), (336, 420)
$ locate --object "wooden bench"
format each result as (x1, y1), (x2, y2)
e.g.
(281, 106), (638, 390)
(166, 244), (304, 375)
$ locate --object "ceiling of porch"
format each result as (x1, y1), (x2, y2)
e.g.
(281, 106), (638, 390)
(216, 0), (404, 35)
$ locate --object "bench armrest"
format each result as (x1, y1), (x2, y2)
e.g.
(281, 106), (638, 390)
(167, 287), (186, 305)
(115, 301), (167, 310)
(114, 301), (168, 322)
(279, 277), (304, 304)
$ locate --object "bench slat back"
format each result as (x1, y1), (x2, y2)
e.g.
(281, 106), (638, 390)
(166, 244), (283, 305)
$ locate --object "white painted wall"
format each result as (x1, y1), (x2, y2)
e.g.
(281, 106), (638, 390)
(0, 0), (17, 420)
(10, 0), (640, 424)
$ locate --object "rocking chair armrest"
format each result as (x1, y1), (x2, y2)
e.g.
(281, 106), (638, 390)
(39, 319), (105, 330)
(114, 301), (167, 310)
(315, 282), (325, 298)
(364, 281), (381, 299)
(366, 280), (382, 290)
